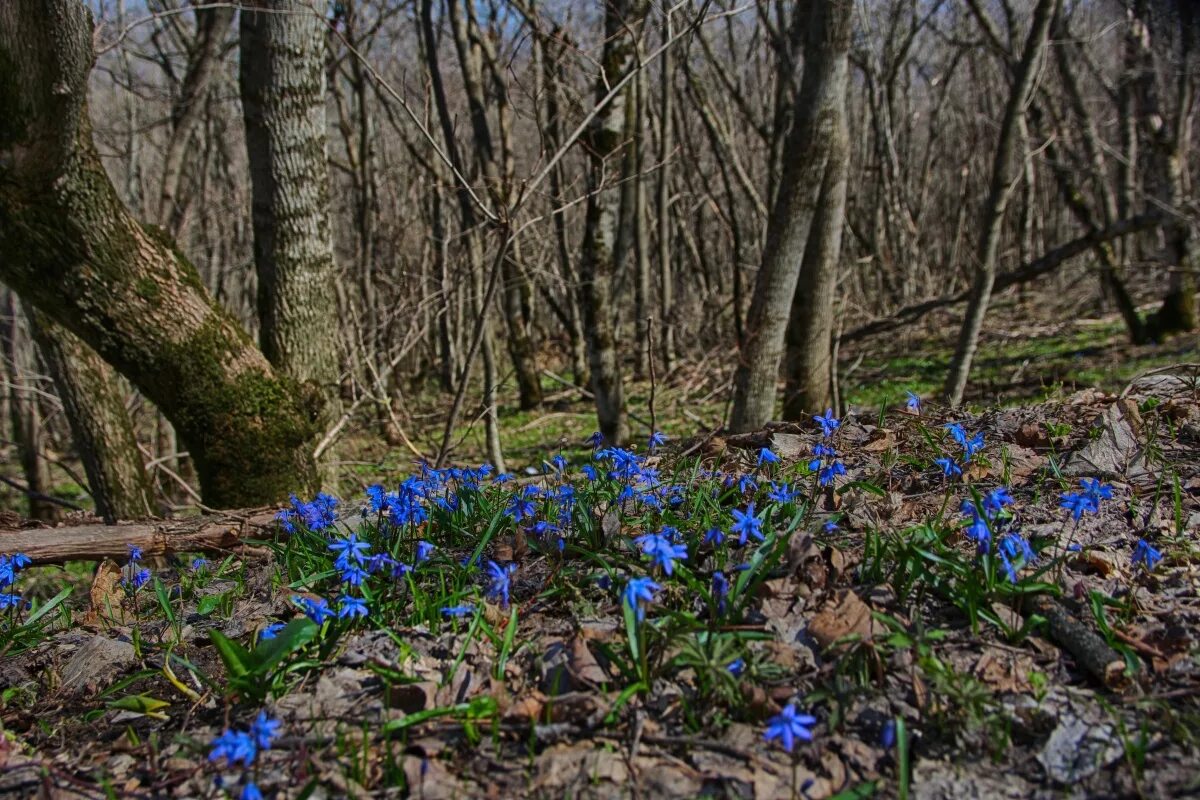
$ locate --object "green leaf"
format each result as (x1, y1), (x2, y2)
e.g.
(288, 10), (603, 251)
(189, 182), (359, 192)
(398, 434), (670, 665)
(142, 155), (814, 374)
(252, 618), (319, 674)
(22, 585), (72, 627)
(196, 592), (226, 616)
(108, 694), (171, 715)
(209, 629), (255, 679)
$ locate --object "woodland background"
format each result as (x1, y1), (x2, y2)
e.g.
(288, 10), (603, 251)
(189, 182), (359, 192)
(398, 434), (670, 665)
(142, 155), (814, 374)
(0, 0), (1196, 519)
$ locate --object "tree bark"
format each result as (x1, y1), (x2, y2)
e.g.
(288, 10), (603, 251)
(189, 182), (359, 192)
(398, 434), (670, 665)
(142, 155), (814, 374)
(578, 0), (649, 445)
(157, 4), (234, 235)
(27, 311), (154, 522)
(2, 294), (55, 521)
(0, 0), (320, 508)
(943, 0), (1057, 407)
(783, 68), (849, 419)
(729, 0), (853, 433)
(240, 0), (343, 424)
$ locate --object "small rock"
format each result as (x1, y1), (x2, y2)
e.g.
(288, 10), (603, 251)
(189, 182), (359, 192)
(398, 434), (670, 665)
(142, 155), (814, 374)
(60, 636), (137, 695)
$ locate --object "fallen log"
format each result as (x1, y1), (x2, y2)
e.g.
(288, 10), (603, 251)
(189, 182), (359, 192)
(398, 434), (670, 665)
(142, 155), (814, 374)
(1030, 595), (1128, 690)
(0, 508), (278, 565)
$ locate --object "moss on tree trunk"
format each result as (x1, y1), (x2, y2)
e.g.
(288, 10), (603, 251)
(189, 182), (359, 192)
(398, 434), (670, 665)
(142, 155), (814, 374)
(0, 0), (319, 508)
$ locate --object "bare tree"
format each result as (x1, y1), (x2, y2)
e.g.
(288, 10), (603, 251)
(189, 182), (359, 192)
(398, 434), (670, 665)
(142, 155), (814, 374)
(944, 0), (1057, 407)
(729, 0), (854, 432)
(240, 0), (342, 448)
(578, 0), (650, 445)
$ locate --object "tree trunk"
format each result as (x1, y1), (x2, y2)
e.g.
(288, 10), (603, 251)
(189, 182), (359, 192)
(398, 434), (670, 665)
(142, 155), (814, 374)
(943, 0), (1057, 407)
(578, 0), (648, 445)
(157, 5), (234, 234)
(783, 67), (849, 420)
(27, 311), (154, 522)
(0, 0), (320, 508)
(729, 0), (853, 433)
(2, 294), (56, 521)
(240, 0), (342, 427)
(657, 7), (676, 373)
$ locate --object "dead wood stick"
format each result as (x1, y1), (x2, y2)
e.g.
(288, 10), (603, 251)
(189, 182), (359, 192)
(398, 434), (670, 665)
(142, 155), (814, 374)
(1030, 595), (1128, 689)
(0, 509), (279, 565)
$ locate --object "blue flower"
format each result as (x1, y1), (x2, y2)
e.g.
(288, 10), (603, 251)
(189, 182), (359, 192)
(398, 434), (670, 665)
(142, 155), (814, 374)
(365, 484), (387, 513)
(823, 518), (839, 533)
(551, 454), (568, 472)
(337, 594), (369, 619)
(818, 461), (846, 487)
(813, 443), (836, 458)
(962, 432), (986, 461)
(441, 605), (476, 617)
(999, 533), (1035, 565)
(1060, 492), (1098, 520)
(338, 563), (368, 587)
(1132, 539), (1162, 570)
(881, 719), (897, 748)
(191, 557), (208, 571)
(935, 457), (961, 477)
(813, 409), (840, 438)
(737, 474), (758, 495)
(711, 571), (730, 614)
(123, 568), (152, 591)
(963, 511), (991, 551)
(249, 711), (281, 750)
(486, 561), (515, 607)
(730, 504), (764, 546)
(758, 448), (780, 466)
(944, 423), (967, 446)
(623, 577), (661, 622)
(127, 544), (144, 563)
(259, 623), (285, 641)
(296, 596), (334, 625)
(581, 464), (598, 481)
(983, 487), (1014, 516)
(1080, 478), (1113, 503)
(905, 392), (921, 414)
(415, 540), (435, 563)
(768, 482), (797, 504)
(505, 494), (536, 523)
(240, 784), (264, 800)
(703, 527), (725, 546)
(209, 729), (256, 767)
(588, 431), (604, 450)
(0, 592), (23, 610)
(329, 534), (370, 568)
(763, 704), (817, 752)
(727, 658), (745, 676)
(0, 554), (30, 588)
(635, 533), (688, 576)
(648, 431), (668, 452)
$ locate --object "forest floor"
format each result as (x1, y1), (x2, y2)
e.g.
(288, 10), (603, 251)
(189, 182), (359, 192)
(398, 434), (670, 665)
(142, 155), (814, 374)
(1, 354), (1199, 798)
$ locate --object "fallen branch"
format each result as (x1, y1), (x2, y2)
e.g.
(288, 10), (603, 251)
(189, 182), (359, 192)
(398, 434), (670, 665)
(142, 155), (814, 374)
(843, 213), (1164, 343)
(1030, 595), (1128, 689)
(0, 508), (278, 565)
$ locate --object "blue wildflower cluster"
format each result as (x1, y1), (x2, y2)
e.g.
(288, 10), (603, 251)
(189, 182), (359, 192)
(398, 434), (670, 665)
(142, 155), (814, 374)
(0, 552), (30, 611)
(959, 487), (1036, 583)
(936, 422), (985, 478)
(276, 492), (339, 534)
(808, 409), (846, 487)
(209, 710), (281, 799)
(1059, 478), (1113, 520)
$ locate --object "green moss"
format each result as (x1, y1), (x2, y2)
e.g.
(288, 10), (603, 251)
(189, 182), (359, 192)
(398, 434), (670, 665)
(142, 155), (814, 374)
(135, 277), (160, 302)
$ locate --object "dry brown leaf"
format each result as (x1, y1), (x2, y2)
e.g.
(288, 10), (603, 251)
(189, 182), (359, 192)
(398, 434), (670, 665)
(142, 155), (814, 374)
(862, 428), (896, 452)
(973, 648), (1033, 692)
(808, 589), (875, 650)
(568, 636), (608, 685)
(87, 559), (123, 626)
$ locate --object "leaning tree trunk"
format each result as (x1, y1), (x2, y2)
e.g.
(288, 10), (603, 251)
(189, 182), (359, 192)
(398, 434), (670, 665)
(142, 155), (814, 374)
(944, 0), (1057, 407)
(729, 0), (853, 433)
(783, 66), (849, 420)
(240, 0), (343, 431)
(578, 0), (648, 445)
(0, 0), (320, 508)
(27, 311), (154, 522)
